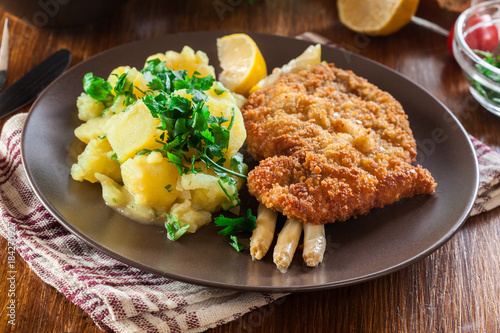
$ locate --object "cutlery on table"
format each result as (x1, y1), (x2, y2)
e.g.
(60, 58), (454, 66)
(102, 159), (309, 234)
(0, 18), (9, 91)
(0, 48), (71, 119)
(411, 16), (449, 37)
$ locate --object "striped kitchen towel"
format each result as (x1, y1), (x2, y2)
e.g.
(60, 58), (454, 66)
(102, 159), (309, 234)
(0, 112), (286, 332)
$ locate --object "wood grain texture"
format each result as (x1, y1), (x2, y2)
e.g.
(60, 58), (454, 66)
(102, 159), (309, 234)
(1, 0), (500, 332)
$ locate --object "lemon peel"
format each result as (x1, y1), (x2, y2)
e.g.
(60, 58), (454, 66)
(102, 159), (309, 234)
(337, 0), (420, 36)
(217, 33), (267, 96)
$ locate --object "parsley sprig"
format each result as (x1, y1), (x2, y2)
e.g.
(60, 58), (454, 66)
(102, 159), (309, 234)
(165, 214), (190, 241)
(83, 73), (113, 104)
(215, 209), (257, 251)
(83, 71), (138, 108)
(113, 73), (138, 106)
(473, 50), (500, 104)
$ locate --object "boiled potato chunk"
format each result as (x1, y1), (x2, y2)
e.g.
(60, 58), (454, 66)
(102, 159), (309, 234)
(169, 199), (212, 232)
(94, 173), (128, 207)
(129, 69), (149, 99)
(74, 116), (110, 143)
(121, 152), (180, 207)
(205, 88), (246, 159)
(95, 173), (161, 223)
(70, 137), (122, 183)
(77, 93), (105, 121)
(107, 66), (130, 89)
(146, 46), (215, 78)
(107, 95), (128, 115)
(179, 173), (234, 213)
(106, 100), (163, 162)
(110, 67), (149, 99)
(107, 66), (149, 105)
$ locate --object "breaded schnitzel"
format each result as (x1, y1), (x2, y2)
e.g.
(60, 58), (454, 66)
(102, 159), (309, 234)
(242, 63), (436, 225)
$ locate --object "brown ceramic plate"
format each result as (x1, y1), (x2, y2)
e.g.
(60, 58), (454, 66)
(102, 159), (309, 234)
(21, 31), (478, 292)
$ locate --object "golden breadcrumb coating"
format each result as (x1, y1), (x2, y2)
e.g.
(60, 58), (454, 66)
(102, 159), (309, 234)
(241, 63), (436, 225)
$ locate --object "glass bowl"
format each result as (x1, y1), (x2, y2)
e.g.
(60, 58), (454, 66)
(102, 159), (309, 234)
(453, 0), (500, 116)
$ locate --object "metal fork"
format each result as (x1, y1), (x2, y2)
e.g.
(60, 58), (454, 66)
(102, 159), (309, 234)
(0, 18), (9, 91)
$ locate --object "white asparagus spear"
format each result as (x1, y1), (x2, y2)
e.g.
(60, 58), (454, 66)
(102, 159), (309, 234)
(250, 204), (278, 260)
(273, 218), (303, 273)
(302, 224), (326, 267)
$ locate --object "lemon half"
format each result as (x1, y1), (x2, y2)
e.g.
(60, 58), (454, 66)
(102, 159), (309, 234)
(337, 0), (420, 36)
(217, 33), (267, 96)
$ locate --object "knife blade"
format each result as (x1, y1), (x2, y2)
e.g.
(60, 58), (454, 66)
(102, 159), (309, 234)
(0, 48), (71, 119)
(0, 18), (9, 91)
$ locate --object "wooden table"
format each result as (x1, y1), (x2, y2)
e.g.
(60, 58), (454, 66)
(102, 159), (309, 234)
(1, 0), (499, 332)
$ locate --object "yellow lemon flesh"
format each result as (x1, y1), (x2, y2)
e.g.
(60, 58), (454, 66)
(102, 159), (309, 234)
(217, 33), (267, 96)
(337, 0), (420, 36)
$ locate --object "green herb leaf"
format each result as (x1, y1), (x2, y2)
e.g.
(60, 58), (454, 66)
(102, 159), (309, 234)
(136, 149), (152, 156)
(215, 209), (256, 251)
(230, 153), (248, 175)
(110, 153), (121, 164)
(229, 235), (248, 252)
(167, 151), (189, 175)
(83, 73), (113, 104)
(113, 72), (137, 106)
(214, 209), (256, 236)
(165, 214), (190, 241)
(167, 95), (192, 114)
(472, 50), (500, 103)
(213, 82), (229, 95)
(218, 177), (240, 209)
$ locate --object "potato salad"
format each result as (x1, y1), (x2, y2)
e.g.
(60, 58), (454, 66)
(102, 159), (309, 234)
(70, 46), (248, 240)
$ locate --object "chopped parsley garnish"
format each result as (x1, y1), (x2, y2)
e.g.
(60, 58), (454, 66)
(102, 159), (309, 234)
(229, 235), (247, 252)
(84, 71), (138, 108)
(215, 209), (257, 252)
(113, 73), (137, 106)
(214, 82), (229, 95)
(110, 153), (120, 164)
(472, 50), (500, 104)
(165, 214), (190, 241)
(215, 208), (257, 236)
(140, 59), (247, 208)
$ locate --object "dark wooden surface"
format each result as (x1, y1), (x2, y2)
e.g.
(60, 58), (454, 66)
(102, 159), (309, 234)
(1, 0), (500, 332)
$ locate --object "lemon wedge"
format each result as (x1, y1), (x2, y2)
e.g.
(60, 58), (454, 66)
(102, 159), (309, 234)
(337, 0), (420, 36)
(250, 43), (321, 94)
(217, 33), (267, 96)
